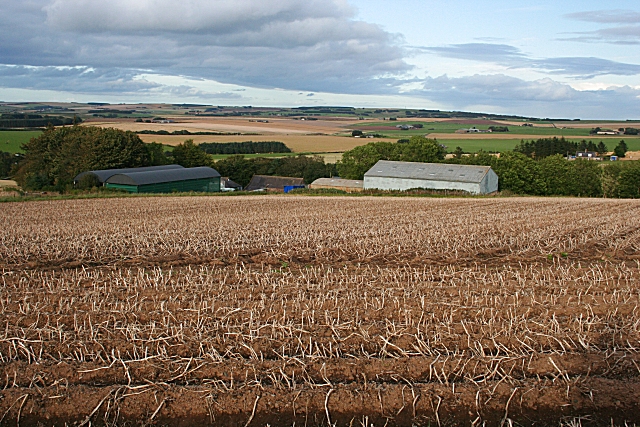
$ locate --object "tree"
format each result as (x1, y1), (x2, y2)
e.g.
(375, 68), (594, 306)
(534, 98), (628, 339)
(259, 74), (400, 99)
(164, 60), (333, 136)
(453, 146), (464, 159)
(596, 141), (608, 157)
(171, 139), (212, 168)
(614, 140), (628, 158)
(145, 142), (170, 166)
(14, 125), (150, 191)
(351, 130), (363, 137)
(0, 151), (23, 178)
(336, 136), (444, 180)
(616, 163), (640, 198)
(337, 143), (391, 180)
(397, 136), (446, 163)
(539, 155), (570, 196)
(566, 160), (602, 197)
(603, 161), (640, 198)
(492, 151), (546, 195)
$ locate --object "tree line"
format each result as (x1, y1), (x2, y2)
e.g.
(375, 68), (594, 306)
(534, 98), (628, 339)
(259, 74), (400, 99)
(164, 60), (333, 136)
(198, 141), (291, 155)
(514, 137), (628, 159)
(171, 140), (334, 186)
(0, 113), (81, 128)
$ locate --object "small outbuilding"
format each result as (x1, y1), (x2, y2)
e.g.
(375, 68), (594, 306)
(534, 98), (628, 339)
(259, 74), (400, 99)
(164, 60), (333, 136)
(309, 178), (364, 192)
(104, 166), (221, 193)
(244, 175), (305, 192)
(220, 177), (242, 192)
(74, 165), (184, 186)
(364, 160), (498, 194)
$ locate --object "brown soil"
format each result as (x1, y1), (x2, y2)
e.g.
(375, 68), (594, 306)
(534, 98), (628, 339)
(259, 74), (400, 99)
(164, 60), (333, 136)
(1, 197), (639, 426)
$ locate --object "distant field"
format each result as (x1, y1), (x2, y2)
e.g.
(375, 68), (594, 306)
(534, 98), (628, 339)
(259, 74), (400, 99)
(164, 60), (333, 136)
(355, 121), (597, 138)
(152, 133), (640, 157)
(87, 117), (354, 135)
(0, 130), (42, 153)
(439, 137), (640, 153)
(138, 134), (377, 153)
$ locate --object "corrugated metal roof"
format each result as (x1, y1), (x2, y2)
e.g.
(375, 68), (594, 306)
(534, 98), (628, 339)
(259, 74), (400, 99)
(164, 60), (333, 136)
(74, 165), (184, 183)
(245, 175), (305, 191)
(106, 167), (220, 186)
(364, 160), (491, 183)
(310, 178), (364, 188)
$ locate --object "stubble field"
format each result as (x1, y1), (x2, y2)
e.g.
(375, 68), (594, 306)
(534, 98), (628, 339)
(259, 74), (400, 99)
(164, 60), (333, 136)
(1, 196), (640, 426)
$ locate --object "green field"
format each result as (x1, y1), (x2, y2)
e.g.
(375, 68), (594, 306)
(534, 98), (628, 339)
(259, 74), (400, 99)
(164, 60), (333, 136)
(0, 130), (42, 153)
(352, 121), (630, 138)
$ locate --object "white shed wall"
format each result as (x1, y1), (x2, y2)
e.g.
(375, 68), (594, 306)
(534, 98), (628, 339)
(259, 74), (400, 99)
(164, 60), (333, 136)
(364, 176), (482, 194)
(479, 170), (499, 194)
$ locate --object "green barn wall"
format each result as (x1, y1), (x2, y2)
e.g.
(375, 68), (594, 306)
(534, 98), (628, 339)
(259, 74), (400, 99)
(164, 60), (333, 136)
(106, 177), (220, 194)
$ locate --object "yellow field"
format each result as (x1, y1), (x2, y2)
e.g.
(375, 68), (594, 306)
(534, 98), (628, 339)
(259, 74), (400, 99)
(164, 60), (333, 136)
(87, 116), (356, 135)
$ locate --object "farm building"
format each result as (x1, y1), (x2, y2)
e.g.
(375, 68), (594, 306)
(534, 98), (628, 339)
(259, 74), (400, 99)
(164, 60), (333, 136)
(576, 151), (601, 160)
(245, 175), (305, 192)
(309, 178), (364, 192)
(74, 165), (184, 186)
(104, 167), (221, 193)
(364, 160), (498, 194)
(221, 177), (242, 192)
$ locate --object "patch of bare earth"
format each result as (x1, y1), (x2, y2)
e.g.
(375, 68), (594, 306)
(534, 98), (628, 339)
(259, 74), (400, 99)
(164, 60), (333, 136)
(1, 197), (639, 426)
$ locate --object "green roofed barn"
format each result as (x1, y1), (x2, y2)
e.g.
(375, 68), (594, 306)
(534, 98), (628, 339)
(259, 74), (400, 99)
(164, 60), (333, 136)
(104, 167), (221, 193)
(74, 165), (185, 186)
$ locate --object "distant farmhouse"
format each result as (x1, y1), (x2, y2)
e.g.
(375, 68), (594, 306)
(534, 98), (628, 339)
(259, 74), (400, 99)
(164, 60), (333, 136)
(575, 151), (601, 160)
(363, 160), (498, 194)
(245, 175), (305, 192)
(455, 127), (490, 134)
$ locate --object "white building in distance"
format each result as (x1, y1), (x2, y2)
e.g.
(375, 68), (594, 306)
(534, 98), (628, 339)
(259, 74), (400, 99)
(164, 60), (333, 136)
(363, 160), (499, 194)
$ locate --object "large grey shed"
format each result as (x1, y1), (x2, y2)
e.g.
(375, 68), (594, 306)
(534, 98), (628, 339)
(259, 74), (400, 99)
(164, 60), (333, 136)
(74, 165), (184, 185)
(363, 160), (498, 194)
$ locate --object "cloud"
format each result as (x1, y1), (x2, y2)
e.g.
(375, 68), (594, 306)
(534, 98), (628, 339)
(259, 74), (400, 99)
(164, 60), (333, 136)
(565, 10), (640, 24)
(0, 65), (160, 93)
(421, 43), (640, 78)
(409, 74), (640, 119)
(421, 43), (525, 62)
(0, 1), (409, 95)
(563, 10), (640, 44)
(44, 0), (355, 33)
(0, 65), (243, 100)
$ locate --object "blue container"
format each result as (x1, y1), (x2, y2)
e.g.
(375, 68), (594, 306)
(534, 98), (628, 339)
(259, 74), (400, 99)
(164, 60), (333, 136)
(284, 185), (305, 193)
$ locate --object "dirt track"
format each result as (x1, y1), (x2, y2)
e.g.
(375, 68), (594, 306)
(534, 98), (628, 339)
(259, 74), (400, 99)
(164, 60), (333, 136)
(1, 196), (639, 426)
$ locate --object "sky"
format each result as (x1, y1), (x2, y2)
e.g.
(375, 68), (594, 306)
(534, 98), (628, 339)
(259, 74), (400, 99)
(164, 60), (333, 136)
(1, 0), (639, 119)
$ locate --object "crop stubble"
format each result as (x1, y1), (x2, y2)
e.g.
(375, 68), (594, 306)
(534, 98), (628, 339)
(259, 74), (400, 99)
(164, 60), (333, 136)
(1, 196), (639, 426)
